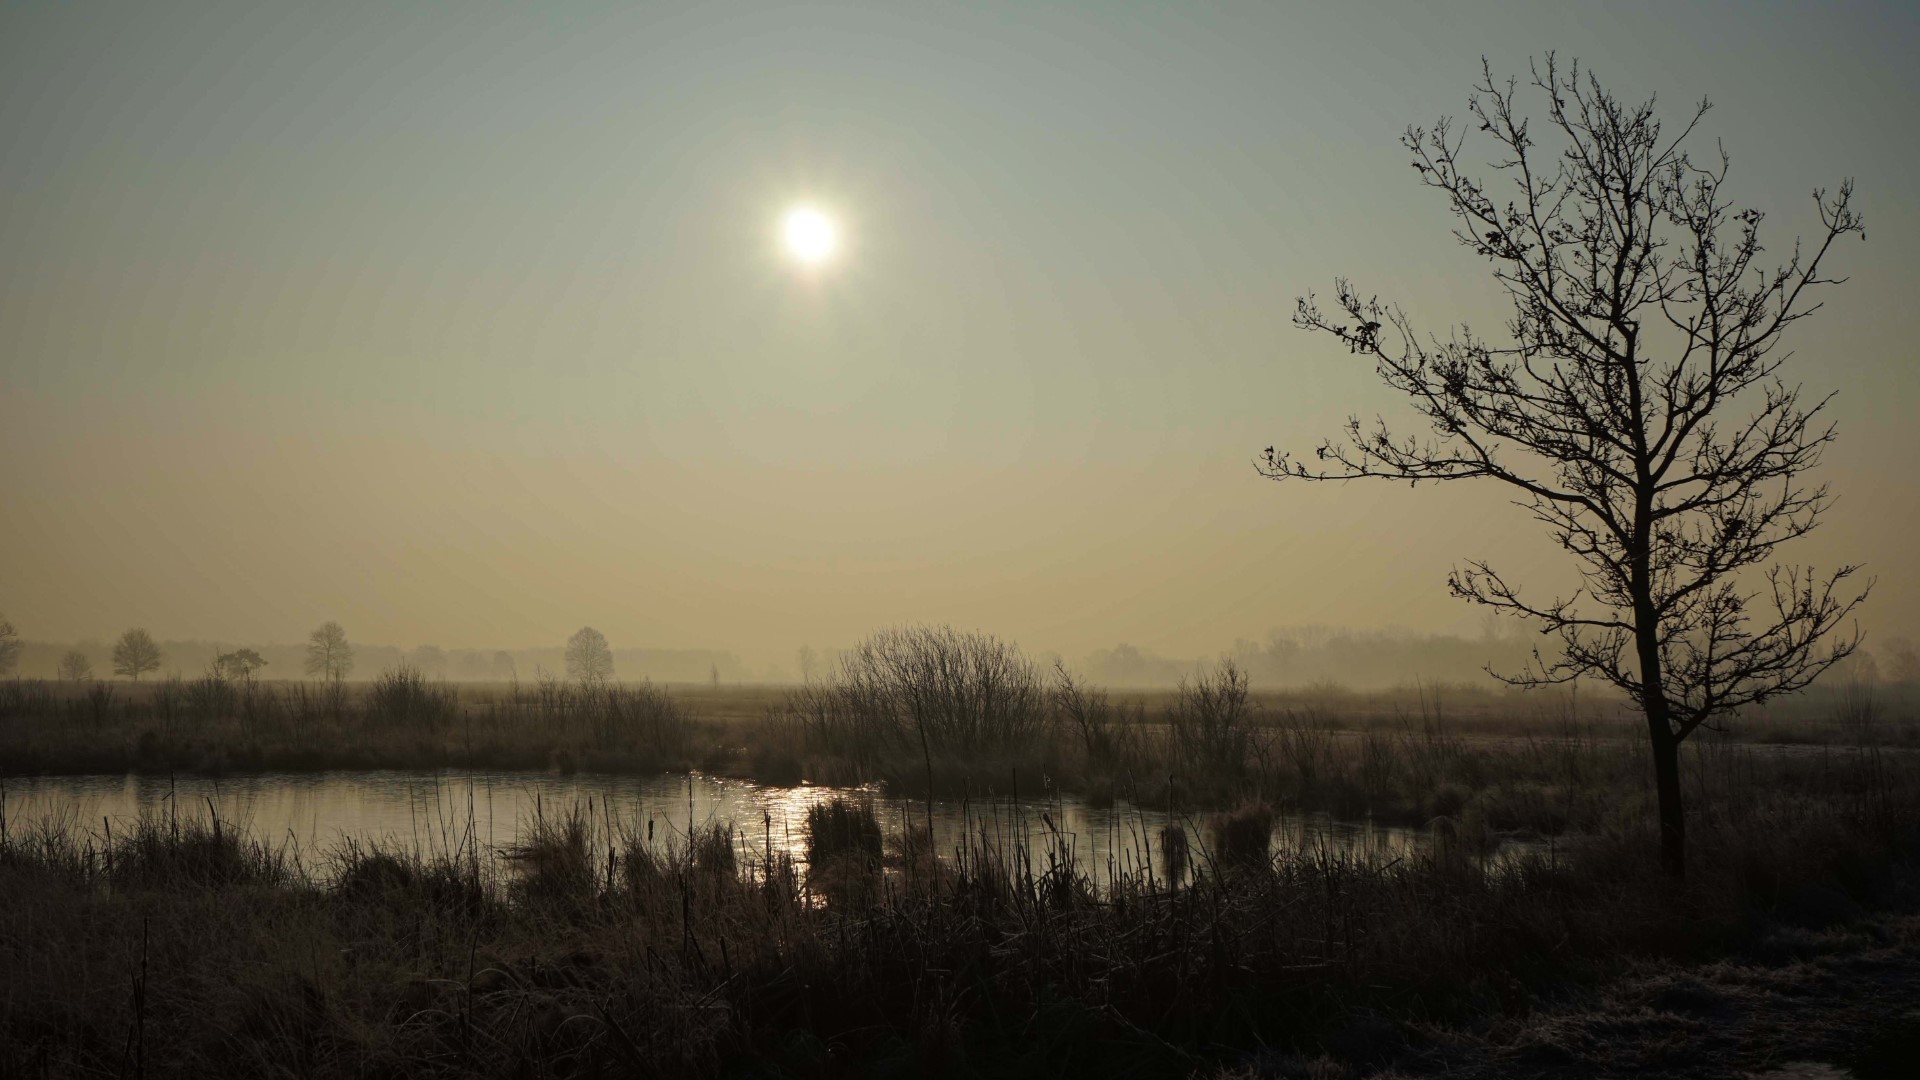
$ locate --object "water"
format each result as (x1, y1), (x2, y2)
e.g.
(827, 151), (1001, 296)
(0, 771), (1524, 885)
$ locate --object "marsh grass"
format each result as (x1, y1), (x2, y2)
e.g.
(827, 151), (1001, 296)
(3, 740), (1916, 1078)
(3, 661), (1916, 849)
(805, 795), (883, 867)
(4, 636), (1916, 1075)
(0, 669), (716, 777)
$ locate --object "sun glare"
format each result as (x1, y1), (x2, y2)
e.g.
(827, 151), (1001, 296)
(782, 206), (839, 266)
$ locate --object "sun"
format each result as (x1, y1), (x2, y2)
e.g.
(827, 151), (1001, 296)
(781, 206), (839, 266)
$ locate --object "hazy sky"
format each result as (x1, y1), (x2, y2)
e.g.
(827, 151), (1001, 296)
(4, 1), (1916, 667)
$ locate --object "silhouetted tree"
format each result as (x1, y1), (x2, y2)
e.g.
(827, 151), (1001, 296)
(491, 650), (518, 681)
(112, 629), (163, 681)
(797, 644), (818, 684)
(1262, 56), (1868, 877)
(408, 644), (447, 678)
(0, 612), (19, 676)
(305, 621), (354, 681)
(215, 648), (268, 682)
(58, 650), (92, 682)
(1885, 637), (1920, 686)
(565, 627), (614, 685)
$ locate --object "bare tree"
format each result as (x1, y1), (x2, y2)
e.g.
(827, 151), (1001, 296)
(112, 629), (164, 681)
(565, 626), (614, 686)
(1262, 56), (1868, 876)
(797, 644), (819, 685)
(0, 612), (19, 677)
(59, 650), (92, 682)
(305, 621), (354, 682)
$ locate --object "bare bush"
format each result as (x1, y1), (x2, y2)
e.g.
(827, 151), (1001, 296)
(1051, 661), (1119, 763)
(368, 666), (456, 730)
(1167, 658), (1258, 779)
(790, 626), (1049, 765)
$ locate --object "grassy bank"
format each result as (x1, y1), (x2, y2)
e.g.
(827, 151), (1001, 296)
(3, 741), (1916, 1078)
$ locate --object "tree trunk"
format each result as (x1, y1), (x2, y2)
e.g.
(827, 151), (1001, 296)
(1648, 720), (1686, 878)
(1630, 479), (1685, 878)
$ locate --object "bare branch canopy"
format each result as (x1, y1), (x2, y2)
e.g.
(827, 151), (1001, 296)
(1261, 55), (1869, 875)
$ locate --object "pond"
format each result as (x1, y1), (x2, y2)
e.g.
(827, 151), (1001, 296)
(0, 771), (1541, 885)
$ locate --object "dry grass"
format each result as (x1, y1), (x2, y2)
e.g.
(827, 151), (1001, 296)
(3, 731), (1917, 1078)
(0, 672), (720, 777)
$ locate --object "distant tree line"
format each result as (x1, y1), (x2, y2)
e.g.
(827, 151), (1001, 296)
(1076, 625), (1543, 689)
(0, 612), (750, 685)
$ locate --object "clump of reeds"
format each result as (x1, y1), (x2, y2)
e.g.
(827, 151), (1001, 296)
(619, 833), (665, 895)
(503, 806), (595, 907)
(335, 844), (418, 900)
(1206, 801), (1274, 873)
(689, 822), (737, 878)
(368, 665), (457, 730)
(805, 796), (883, 866)
(584, 681), (697, 755)
(112, 812), (279, 890)
(804, 797), (884, 903)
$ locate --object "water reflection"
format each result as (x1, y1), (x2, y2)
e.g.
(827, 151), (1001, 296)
(1, 771), (1533, 885)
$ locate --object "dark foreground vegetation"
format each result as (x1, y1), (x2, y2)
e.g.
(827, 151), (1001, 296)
(3, 736), (1918, 1078)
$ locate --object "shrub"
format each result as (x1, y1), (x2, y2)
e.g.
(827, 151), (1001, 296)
(1168, 659), (1257, 782)
(782, 625), (1050, 781)
(368, 665), (457, 730)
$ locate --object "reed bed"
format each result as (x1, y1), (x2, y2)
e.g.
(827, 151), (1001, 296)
(5, 659), (1917, 856)
(0, 669), (715, 777)
(4, 735), (1917, 1079)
